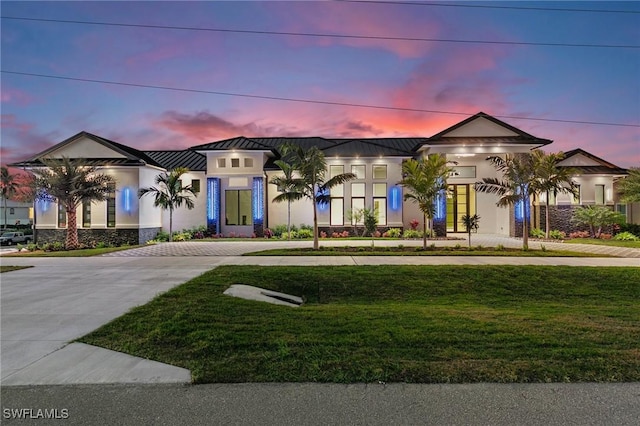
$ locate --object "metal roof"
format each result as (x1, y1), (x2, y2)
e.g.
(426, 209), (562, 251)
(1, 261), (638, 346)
(144, 150), (206, 171)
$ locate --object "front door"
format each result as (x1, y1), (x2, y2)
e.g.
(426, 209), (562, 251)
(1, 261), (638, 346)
(446, 184), (476, 233)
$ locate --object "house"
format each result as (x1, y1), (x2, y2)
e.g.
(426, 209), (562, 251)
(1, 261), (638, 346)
(11, 112), (635, 245)
(0, 198), (32, 229)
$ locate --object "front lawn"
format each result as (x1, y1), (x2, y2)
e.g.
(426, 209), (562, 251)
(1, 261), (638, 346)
(244, 246), (600, 257)
(80, 265), (640, 384)
(3, 245), (141, 257)
(564, 239), (640, 249)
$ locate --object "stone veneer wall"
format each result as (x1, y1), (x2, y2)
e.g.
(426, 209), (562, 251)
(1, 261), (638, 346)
(35, 228), (160, 246)
(539, 205), (615, 235)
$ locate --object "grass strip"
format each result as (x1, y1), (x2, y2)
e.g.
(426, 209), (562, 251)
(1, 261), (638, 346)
(0, 265), (33, 273)
(244, 247), (602, 257)
(3, 245), (141, 257)
(80, 265), (640, 384)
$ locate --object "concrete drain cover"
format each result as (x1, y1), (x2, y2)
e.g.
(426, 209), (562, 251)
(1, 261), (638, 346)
(223, 284), (303, 307)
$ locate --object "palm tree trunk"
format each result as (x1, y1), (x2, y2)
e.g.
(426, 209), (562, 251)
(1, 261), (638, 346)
(287, 201), (291, 241)
(422, 213), (427, 249)
(312, 201), (319, 250)
(66, 206), (79, 250)
(522, 201), (529, 250)
(545, 191), (551, 239)
(169, 207), (173, 242)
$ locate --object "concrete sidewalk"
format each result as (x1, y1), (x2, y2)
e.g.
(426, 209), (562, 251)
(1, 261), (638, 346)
(1, 238), (638, 387)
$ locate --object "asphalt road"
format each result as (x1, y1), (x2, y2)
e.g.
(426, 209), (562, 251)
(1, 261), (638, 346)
(2, 382), (640, 426)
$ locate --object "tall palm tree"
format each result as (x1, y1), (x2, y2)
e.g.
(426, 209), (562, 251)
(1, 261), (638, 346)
(274, 143), (356, 250)
(33, 157), (116, 249)
(138, 167), (198, 242)
(1, 166), (20, 230)
(400, 154), (452, 249)
(531, 150), (578, 238)
(269, 159), (299, 240)
(475, 153), (536, 250)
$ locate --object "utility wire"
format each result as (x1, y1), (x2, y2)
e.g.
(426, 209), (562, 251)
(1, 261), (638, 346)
(2, 16), (638, 49)
(337, 0), (640, 14)
(3, 70), (638, 128)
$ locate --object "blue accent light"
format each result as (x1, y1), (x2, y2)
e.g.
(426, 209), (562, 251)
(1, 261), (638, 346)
(252, 177), (264, 224)
(39, 199), (49, 212)
(515, 186), (529, 221)
(389, 186), (402, 211)
(122, 187), (132, 213)
(207, 178), (220, 234)
(434, 191), (446, 220)
(316, 187), (329, 212)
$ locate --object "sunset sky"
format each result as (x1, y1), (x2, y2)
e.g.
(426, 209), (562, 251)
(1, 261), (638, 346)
(2, 1), (639, 168)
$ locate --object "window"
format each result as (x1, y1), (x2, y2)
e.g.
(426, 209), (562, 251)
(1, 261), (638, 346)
(616, 204), (627, 220)
(351, 165), (365, 179)
(595, 185), (605, 204)
(331, 198), (344, 226)
(351, 183), (365, 197)
(231, 158), (240, 168)
(58, 203), (67, 228)
(351, 198), (365, 225)
(191, 179), (200, 194)
(107, 183), (116, 227)
(217, 158), (226, 168)
(449, 166), (476, 178)
(373, 198), (387, 226)
(9, 208), (14, 215)
(351, 183), (365, 225)
(446, 184), (477, 233)
(225, 190), (252, 225)
(373, 183), (386, 197)
(244, 158), (254, 168)
(572, 185), (581, 205)
(373, 165), (387, 179)
(82, 201), (91, 228)
(330, 165), (344, 197)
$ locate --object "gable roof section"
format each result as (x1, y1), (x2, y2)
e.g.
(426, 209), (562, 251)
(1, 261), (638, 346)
(13, 131), (164, 168)
(425, 112), (552, 147)
(191, 136), (417, 157)
(144, 150), (206, 171)
(559, 148), (627, 175)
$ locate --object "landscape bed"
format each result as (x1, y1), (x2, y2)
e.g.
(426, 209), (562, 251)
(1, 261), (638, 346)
(80, 265), (640, 384)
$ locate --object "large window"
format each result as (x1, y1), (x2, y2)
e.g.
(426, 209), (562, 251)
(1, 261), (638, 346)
(192, 179), (200, 194)
(373, 165), (387, 179)
(82, 201), (91, 228)
(331, 198), (344, 226)
(572, 185), (581, 205)
(351, 183), (365, 225)
(373, 183), (387, 226)
(595, 185), (605, 204)
(351, 165), (365, 179)
(57, 203), (67, 228)
(225, 190), (252, 225)
(107, 183), (116, 227)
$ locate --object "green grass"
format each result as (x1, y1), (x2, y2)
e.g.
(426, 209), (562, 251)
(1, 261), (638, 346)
(245, 246), (602, 257)
(0, 265), (33, 273)
(3, 245), (141, 257)
(564, 239), (640, 248)
(80, 265), (640, 384)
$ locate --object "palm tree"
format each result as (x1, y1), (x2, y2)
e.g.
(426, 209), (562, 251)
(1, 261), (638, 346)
(475, 154), (536, 250)
(274, 143), (356, 250)
(460, 213), (480, 248)
(400, 154), (452, 249)
(618, 167), (640, 203)
(138, 167), (198, 242)
(531, 150), (578, 238)
(33, 157), (116, 249)
(269, 159), (299, 240)
(1, 166), (20, 230)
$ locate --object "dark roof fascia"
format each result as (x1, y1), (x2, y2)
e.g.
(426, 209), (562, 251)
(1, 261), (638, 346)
(422, 136), (553, 147)
(321, 138), (417, 157)
(427, 112), (544, 142)
(9, 158), (150, 168)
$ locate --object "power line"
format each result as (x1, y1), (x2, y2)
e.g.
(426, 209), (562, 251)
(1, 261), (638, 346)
(2, 16), (638, 50)
(337, 0), (640, 14)
(3, 70), (638, 128)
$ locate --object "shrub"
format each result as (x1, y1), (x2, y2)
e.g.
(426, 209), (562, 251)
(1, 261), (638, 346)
(409, 219), (420, 230)
(569, 231), (590, 239)
(383, 228), (402, 238)
(296, 229), (313, 239)
(26, 243), (38, 252)
(613, 231), (638, 241)
(299, 223), (313, 231)
(402, 229), (422, 239)
(530, 228), (546, 239)
(146, 239), (158, 245)
(155, 231), (170, 242)
(172, 232), (192, 242)
(496, 244), (505, 251)
(96, 242), (111, 249)
(619, 223), (640, 237)
(373, 231), (381, 238)
(571, 206), (624, 238)
(599, 233), (612, 240)
(41, 242), (65, 252)
(264, 228), (274, 238)
(549, 230), (565, 240)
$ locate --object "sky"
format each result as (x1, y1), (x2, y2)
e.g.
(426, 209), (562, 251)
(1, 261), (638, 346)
(1, 1), (639, 168)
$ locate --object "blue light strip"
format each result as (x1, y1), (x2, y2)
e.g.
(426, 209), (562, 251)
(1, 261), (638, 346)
(122, 187), (132, 213)
(252, 177), (264, 224)
(207, 178), (220, 233)
(389, 186), (401, 211)
(434, 191), (446, 220)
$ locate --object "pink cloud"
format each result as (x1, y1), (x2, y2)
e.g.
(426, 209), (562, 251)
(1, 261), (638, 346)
(0, 88), (35, 106)
(0, 115), (59, 166)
